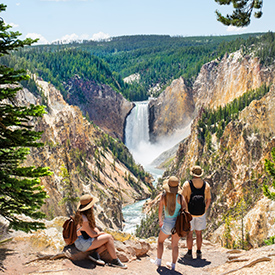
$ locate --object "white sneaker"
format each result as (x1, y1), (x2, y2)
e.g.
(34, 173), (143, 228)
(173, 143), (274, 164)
(166, 262), (176, 270)
(150, 258), (161, 267)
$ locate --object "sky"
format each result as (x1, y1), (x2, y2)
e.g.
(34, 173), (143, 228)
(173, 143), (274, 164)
(3, 0), (275, 45)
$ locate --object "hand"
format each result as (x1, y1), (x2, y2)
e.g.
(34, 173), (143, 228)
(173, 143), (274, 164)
(159, 220), (163, 227)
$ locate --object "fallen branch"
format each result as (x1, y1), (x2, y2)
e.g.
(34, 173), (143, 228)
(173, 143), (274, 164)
(0, 238), (13, 245)
(24, 253), (66, 265)
(226, 258), (249, 263)
(221, 257), (271, 275)
(28, 268), (69, 274)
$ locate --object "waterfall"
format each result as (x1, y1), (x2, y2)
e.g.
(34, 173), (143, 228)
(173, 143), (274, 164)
(125, 100), (150, 155)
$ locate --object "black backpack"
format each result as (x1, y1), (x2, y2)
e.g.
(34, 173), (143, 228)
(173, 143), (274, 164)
(188, 180), (206, 216)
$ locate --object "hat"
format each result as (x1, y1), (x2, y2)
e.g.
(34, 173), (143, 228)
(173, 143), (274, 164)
(77, 194), (99, 212)
(163, 176), (179, 194)
(190, 165), (204, 178)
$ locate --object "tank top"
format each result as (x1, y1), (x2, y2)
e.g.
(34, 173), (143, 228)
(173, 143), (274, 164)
(164, 194), (181, 218)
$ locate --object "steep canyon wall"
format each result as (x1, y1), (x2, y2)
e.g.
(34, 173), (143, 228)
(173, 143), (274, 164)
(17, 79), (152, 231)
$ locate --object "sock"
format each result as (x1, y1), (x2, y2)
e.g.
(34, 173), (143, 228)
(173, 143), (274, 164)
(197, 250), (201, 253)
(156, 258), (161, 266)
(171, 263), (176, 270)
(187, 249), (192, 255)
(151, 258), (161, 266)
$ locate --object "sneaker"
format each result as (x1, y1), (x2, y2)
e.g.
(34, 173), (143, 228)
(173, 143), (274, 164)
(196, 250), (202, 259)
(166, 262), (176, 271)
(150, 258), (161, 267)
(110, 258), (128, 269)
(183, 252), (193, 260)
(88, 252), (105, 266)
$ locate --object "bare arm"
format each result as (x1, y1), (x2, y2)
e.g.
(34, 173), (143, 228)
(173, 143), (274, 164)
(205, 198), (211, 211)
(81, 221), (101, 238)
(179, 194), (187, 210)
(158, 194), (164, 227)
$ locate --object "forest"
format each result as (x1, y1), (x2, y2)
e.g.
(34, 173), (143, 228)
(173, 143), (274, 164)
(2, 32), (275, 102)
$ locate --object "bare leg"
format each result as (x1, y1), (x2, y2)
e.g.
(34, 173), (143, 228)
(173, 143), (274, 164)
(171, 233), (180, 264)
(87, 233), (117, 259)
(195, 230), (202, 251)
(186, 231), (193, 250)
(157, 230), (169, 259)
(95, 244), (107, 254)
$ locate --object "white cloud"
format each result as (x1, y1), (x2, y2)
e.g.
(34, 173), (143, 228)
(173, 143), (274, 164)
(91, 32), (110, 41)
(8, 22), (19, 28)
(16, 3), (20, 6)
(25, 33), (49, 45)
(226, 25), (247, 32)
(52, 33), (87, 44)
(51, 32), (110, 44)
(40, 0), (89, 1)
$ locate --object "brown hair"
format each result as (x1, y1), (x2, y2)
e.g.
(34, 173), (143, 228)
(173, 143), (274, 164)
(74, 207), (96, 229)
(163, 192), (176, 216)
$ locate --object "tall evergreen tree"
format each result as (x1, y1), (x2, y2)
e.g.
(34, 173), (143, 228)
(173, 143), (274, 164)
(0, 4), (51, 232)
(215, 0), (263, 27)
(263, 147), (275, 201)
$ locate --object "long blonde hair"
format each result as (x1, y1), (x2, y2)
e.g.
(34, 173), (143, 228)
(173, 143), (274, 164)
(74, 207), (96, 229)
(163, 192), (176, 216)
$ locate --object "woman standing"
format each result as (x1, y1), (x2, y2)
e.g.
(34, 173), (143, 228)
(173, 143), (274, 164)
(151, 176), (186, 271)
(74, 194), (127, 269)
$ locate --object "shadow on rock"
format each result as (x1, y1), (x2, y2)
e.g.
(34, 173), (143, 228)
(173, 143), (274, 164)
(0, 247), (16, 271)
(157, 266), (184, 275)
(71, 259), (96, 269)
(178, 257), (211, 268)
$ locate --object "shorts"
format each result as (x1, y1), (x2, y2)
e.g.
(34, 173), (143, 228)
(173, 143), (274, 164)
(190, 213), (206, 231)
(161, 217), (177, 235)
(74, 235), (94, 252)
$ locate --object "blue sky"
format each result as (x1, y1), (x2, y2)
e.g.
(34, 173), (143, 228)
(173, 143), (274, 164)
(3, 0), (275, 44)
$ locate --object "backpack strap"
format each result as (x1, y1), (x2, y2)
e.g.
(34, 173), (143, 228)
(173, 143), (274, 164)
(189, 179), (206, 196)
(179, 194), (185, 212)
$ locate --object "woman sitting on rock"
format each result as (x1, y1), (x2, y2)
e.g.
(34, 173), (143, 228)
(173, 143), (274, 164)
(151, 176), (186, 271)
(74, 194), (127, 269)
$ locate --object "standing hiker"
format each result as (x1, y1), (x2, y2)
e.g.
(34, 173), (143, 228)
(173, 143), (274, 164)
(74, 194), (127, 269)
(151, 176), (187, 271)
(181, 165), (211, 260)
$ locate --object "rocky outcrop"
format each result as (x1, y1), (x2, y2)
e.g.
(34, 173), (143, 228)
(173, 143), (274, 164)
(165, 86), (275, 247)
(16, 79), (152, 231)
(193, 51), (274, 110)
(148, 77), (195, 142)
(65, 75), (133, 141)
(149, 51), (274, 143)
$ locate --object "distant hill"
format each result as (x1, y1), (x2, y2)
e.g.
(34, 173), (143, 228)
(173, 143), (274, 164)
(0, 32), (267, 101)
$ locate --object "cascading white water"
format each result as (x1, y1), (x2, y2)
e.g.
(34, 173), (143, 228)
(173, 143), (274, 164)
(125, 100), (150, 157)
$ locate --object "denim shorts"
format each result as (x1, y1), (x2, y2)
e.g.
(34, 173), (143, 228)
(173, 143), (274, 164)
(161, 217), (177, 235)
(74, 235), (94, 252)
(190, 213), (206, 231)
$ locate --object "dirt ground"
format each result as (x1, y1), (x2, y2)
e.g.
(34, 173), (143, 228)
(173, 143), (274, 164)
(1, 239), (275, 275)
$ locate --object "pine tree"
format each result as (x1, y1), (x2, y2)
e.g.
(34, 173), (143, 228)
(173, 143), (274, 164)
(215, 0), (263, 27)
(0, 4), (51, 232)
(263, 147), (275, 201)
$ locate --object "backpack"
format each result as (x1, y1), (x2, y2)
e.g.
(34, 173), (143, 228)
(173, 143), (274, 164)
(172, 195), (192, 237)
(62, 216), (78, 245)
(188, 180), (206, 216)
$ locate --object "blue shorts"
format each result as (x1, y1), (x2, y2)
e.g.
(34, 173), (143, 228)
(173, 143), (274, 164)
(74, 235), (94, 252)
(161, 217), (177, 235)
